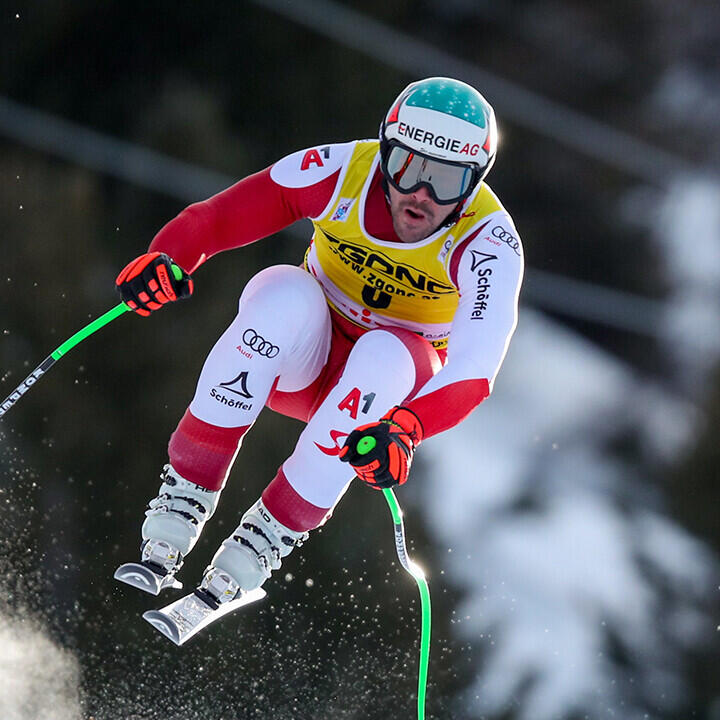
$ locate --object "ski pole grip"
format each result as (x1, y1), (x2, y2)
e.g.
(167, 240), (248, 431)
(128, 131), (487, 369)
(356, 436), (377, 455)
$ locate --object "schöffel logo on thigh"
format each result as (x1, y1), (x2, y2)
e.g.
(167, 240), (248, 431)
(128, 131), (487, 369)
(240, 328), (280, 358)
(210, 370), (253, 410)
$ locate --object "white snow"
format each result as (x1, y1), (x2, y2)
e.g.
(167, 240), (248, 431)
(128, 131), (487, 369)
(0, 613), (82, 720)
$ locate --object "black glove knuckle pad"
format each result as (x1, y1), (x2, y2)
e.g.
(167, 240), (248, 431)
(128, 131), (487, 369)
(124, 279), (150, 311)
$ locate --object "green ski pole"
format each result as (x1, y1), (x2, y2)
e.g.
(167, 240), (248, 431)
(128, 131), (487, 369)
(355, 435), (432, 720)
(0, 265), (183, 419)
(0, 303), (129, 419)
(383, 487), (432, 720)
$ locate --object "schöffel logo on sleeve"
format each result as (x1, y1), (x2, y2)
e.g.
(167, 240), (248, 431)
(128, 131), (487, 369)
(468, 251), (496, 321)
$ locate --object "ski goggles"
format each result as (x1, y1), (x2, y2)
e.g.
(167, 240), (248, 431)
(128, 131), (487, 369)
(382, 142), (479, 205)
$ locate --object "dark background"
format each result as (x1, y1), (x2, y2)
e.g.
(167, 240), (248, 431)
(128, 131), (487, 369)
(1, 2), (719, 718)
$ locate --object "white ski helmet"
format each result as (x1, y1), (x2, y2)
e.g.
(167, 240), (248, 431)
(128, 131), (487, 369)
(380, 77), (497, 205)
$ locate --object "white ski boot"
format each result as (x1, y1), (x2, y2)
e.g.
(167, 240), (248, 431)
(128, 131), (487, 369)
(115, 464), (222, 595)
(142, 499), (306, 645)
(200, 498), (308, 603)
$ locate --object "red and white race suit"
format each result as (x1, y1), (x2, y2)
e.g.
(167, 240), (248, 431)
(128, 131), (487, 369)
(149, 140), (523, 530)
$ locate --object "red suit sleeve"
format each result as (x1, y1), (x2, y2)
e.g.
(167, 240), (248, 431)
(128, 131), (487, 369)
(406, 379), (491, 440)
(148, 166), (338, 272)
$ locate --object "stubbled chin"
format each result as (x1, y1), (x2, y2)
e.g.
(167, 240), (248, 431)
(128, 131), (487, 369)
(391, 213), (429, 243)
(398, 222), (433, 243)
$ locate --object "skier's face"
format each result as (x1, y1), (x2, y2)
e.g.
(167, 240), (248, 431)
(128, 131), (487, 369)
(387, 185), (454, 243)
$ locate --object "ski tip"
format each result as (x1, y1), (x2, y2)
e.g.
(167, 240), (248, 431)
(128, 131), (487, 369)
(114, 563), (162, 595)
(143, 610), (182, 645)
(243, 587), (268, 604)
(114, 562), (182, 595)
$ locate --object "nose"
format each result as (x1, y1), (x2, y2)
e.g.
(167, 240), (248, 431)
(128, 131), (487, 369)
(410, 186), (432, 202)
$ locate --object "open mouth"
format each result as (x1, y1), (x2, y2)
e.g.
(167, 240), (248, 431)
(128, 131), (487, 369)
(404, 207), (426, 221)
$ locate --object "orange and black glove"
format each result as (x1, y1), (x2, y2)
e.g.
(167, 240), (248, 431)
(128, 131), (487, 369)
(339, 406), (424, 489)
(115, 252), (193, 316)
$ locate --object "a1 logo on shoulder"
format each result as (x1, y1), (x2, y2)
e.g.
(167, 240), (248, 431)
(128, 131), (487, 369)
(301, 146), (331, 171)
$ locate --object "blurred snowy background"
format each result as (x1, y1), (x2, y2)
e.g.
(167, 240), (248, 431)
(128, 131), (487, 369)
(1, 1), (719, 719)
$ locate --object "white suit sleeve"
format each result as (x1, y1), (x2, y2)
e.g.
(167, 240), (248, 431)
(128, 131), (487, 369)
(406, 211), (523, 437)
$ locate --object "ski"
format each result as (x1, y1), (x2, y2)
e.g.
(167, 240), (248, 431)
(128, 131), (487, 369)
(143, 587), (266, 646)
(114, 562), (183, 595)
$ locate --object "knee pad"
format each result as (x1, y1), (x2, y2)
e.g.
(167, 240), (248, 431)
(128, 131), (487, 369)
(346, 328), (441, 401)
(239, 265), (327, 327)
(372, 328), (442, 400)
(350, 328), (412, 363)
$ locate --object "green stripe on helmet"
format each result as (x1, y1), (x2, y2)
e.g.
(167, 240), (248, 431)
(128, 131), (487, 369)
(405, 78), (488, 128)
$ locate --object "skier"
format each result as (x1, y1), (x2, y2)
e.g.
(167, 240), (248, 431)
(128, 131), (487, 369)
(115, 77), (523, 605)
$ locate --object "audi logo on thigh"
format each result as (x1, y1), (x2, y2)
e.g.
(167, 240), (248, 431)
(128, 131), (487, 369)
(242, 328), (280, 358)
(491, 225), (521, 255)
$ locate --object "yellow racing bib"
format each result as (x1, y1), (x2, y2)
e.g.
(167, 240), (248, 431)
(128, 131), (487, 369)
(305, 140), (504, 348)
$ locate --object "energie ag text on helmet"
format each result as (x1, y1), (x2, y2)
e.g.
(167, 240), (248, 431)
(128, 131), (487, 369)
(396, 122), (482, 156)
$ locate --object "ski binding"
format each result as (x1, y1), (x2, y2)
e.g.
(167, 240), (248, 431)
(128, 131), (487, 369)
(114, 562), (183, 595)
(143, 587), (266, 645)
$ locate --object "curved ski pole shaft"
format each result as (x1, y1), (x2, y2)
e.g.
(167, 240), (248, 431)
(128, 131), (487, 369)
(0, 302), (130, 419)
(51, 302), (130, 360)
(0, 264), (185, 420)
(383, 488), (431, 720)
